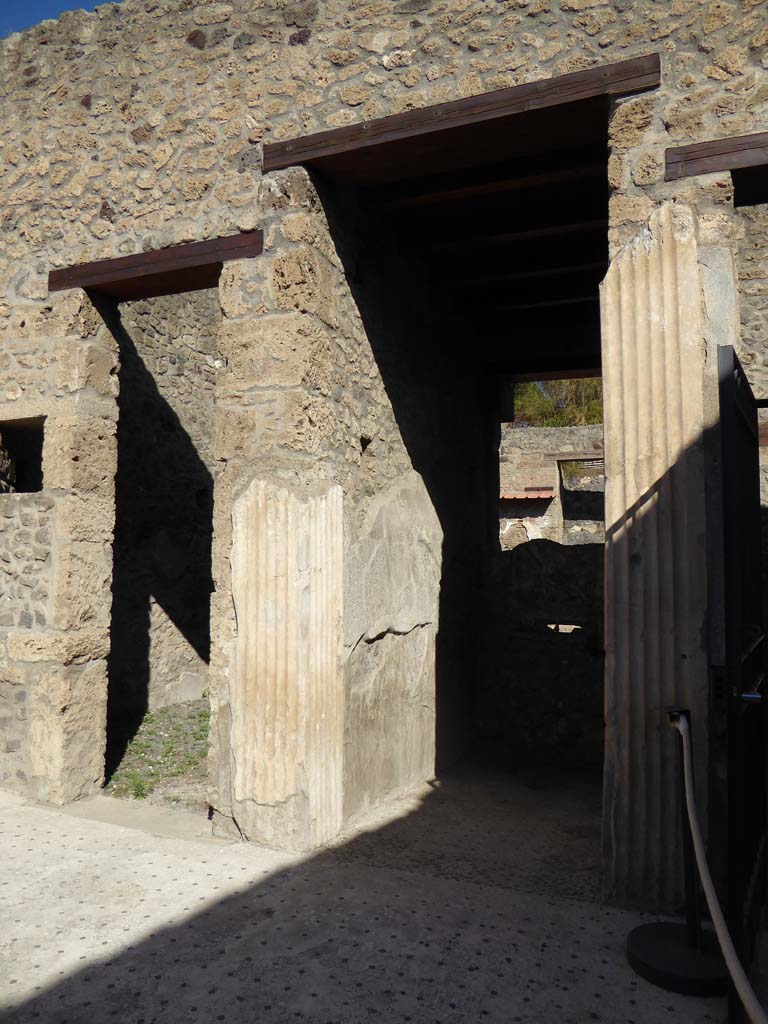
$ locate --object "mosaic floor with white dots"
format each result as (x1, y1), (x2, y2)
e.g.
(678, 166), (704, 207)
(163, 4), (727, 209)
(0, 769), (727, 1023)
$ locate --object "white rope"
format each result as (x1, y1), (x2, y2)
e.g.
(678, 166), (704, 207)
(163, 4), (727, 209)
(673, 714), (768, 1024)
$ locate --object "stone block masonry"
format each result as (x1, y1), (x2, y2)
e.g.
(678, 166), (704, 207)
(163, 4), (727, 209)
(0, 288), (118, 804)
(0, 0), (767, 908)
(204, 160), (498, 845)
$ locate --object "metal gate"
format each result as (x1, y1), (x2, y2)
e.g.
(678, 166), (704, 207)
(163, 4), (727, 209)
(717, 345), (767, 1021)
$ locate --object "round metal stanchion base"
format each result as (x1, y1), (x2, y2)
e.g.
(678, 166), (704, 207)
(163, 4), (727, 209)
(627, 923), (729, 997)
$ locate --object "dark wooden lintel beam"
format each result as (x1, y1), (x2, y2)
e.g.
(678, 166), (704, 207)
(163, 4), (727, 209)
(665, 131), (768, 181)
(48, 230), (264, 301)
(264, 53), (660, 173)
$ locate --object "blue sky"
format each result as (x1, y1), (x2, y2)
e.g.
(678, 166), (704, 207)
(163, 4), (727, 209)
(0, 0), (119, 37)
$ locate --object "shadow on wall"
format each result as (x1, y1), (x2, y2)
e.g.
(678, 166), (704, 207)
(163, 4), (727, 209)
(476, 539), (605, 775)
(313, 175), (500, 771)
(92, 295), (215, 780)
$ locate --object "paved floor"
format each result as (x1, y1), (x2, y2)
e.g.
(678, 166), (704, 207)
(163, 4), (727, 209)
(0, 768), (727, 1024)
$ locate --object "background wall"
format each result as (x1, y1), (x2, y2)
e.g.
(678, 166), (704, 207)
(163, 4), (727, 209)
(478, 540), (604, 772)
(499, 424), (604, 548)
(482, 424), (605, 772)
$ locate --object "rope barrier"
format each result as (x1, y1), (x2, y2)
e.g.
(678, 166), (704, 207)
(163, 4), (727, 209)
(673, 713), (768, 1024)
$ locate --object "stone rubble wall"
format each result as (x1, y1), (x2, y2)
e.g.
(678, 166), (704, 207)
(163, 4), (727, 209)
(109, 290), (218, 714)
(736, 203), (768, 395)
(0, 290), (118, 804)
(0, 495), (54, 631)
(0, 0), (766, 283)
(500, 423), (605, 462)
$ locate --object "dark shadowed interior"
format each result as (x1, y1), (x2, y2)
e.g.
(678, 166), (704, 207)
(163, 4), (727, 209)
(96, 293), (217, 780)
(306, 91), (611, 777)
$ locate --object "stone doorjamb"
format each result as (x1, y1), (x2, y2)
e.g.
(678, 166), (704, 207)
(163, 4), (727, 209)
(600, 201), (739, 908)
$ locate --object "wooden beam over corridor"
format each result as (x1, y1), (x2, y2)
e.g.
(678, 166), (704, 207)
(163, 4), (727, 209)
(263, 53), (661, 180)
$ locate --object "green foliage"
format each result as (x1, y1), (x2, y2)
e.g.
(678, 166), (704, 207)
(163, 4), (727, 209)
(513, 378), (603, 427)
(560, 460), (582, 486)
(127, 771), (149, 800)
(106, 699), (210, 802)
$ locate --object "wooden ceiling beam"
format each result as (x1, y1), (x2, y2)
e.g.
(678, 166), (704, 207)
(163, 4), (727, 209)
(393, 183), (607, 231)
(479, 307), (601, 341)
(263, 53), (660, 174)
(435, 236), (608, 276)
(405, 186), (607, 237)
(380, 161), (605, 210)
(371, 142), (606, 207)
(428, 218), (608, 252)
(491, 296), (599, 313)
(466, 273), (603, 310)
(449, 260), (608, 286)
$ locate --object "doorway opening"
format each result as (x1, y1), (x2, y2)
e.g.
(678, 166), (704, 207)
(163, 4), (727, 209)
(485, 379), (605, 780)
(295, 83), (614, 889)
(100, 290), (218, 807)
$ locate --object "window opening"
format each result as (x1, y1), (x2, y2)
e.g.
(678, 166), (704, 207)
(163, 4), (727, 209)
(0, 417), (45, 494)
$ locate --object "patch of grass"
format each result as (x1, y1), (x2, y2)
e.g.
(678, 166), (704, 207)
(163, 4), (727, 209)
(560, 460), (589, 487)
(127, 771), (149, 800)
(106, 698), (209, 804)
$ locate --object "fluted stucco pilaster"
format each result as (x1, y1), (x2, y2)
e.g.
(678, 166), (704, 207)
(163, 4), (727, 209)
(601, 203), (725, 908)
(225, 478), (344, 851)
